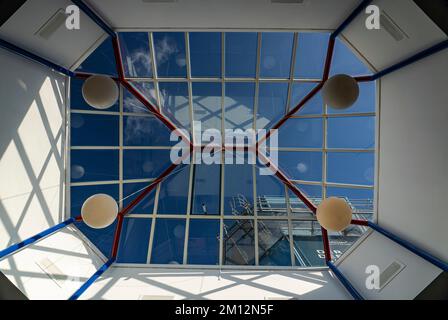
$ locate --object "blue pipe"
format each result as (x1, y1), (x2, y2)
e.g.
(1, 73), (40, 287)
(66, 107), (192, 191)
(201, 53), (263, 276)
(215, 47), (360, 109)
(331, 0), (373, 39)
(368, 222), (448, 272)
(372, 39), (448, 80)
(0, 218), (75, 260)
(71, 0), (116, 38)
(0, 38), (75, 77)
(69, 258), (115, 300)
(327, 261), (364, 300)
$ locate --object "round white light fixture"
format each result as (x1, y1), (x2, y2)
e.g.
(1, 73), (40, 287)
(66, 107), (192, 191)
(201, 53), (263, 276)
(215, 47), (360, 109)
(316, 197), (353, 232)
(322, 74), (359, 110)
(82, 75), (119, 110)
(81, 194), (118, 229)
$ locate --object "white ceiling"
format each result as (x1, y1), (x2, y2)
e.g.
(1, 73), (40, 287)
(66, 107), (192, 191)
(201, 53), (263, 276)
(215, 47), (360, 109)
(0, 0), (106, 70)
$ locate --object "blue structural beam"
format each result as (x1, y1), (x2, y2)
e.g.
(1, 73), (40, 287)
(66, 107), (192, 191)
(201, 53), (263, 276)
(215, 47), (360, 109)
(69, 258), (115, 300)
(327, 261), (364, 300)
(331, 0), (373, 39)
(372, 39), (448, 80)
(0, 38), (75, 77)
(71, 0), (116, 38)
(0, 218), (75, 260)
(368, 222), (448, 272)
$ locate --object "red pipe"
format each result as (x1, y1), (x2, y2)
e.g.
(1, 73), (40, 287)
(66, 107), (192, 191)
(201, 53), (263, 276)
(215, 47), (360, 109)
(321, 227), (332, 262)
(351, 219), (369, 226)
(322, 37), (335, 81)
(354, 75), (374, 82)
(112, 37), (125, 80)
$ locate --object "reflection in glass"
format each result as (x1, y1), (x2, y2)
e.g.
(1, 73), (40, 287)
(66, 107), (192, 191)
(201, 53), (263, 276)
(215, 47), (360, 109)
(278, 118), (323, 148)
(192, 164), (221, 215)
(188, 219), (220, 265)
(278, 151), (322, 182)
(123, 149), (172, 180)
(117, 218), (151, 263)
(123, 115), (173, 146)
(119, 32), (152, 78)
(71, 150), (119, 182)
(290, 82), (323, 115)
(192, 82), (222, 132)
(71, 114), (119, 146)
(224, 82), (255, 130)
(122, 182), (156, 215)
(258, 220), (292, 266)
(327, 152), (375, 186)
(151, 219), (186, 264)
(327, 116), (375, 149)
(326, 187), (374, 220)
(256, 174), (287, 216)
(123, 82), (157, 113)
(159, 82), (190, 131)
(190, 32), (221, 77)
(223, 219), (255, 265)
(76, 38), (117, 76)
(289, 184), (322, 218)
(153, 32), (187, 77)
(260, 32), (294, 78)
(292, 221), (325, 267)
(157, 165), (189, 215)
(257, 82), (288, 129)
(224, 162), (253, 216)
(225, 32), (257, 78)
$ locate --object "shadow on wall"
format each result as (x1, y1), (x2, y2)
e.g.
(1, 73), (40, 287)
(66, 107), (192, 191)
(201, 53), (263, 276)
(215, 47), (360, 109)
(80, 268), (351, 300)
(0, 47), (66, 251)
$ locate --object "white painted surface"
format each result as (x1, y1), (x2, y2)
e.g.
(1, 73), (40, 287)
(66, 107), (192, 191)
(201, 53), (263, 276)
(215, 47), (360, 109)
(343, 0), (447, 71)
(79, 267), (351, 300)
(86, 0), (359, 31)
(0, 226), (105, 300)
(0, 0), (106, 69)
(0, 48), (67, 250)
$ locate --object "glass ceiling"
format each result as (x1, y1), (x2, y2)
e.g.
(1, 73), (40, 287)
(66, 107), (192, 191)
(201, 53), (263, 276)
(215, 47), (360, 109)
(70, 32), (375, 267)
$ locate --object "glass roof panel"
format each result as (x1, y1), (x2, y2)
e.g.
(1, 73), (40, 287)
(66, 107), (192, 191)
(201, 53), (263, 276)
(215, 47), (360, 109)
(192, 82), (222, 132)
(260, 32), (294, 78)
(76, 38), (117, 76)
(189, 32), (221, 77)
(327, 116), (375, 149)
(71, 150), (119, 182)
(330, 38), (371, 76)
(117, 218), (152, 263)
(123, 83), (157, 113)
(187, 219), (220, 265)
(278, 151), (323, 182)
(223, 161), (254, 216)
(157, 165), (190, 215)
(150, 218), (186, 264)
(294, 32), (329, 79)
(123, 182), (156, 215)
(278, 118), (324, 148)
(123, 115), (174, 146)
(70, 78), (119, 111)
(327, 152), (375, 186)
(290, 82), (323, 115)
(153, 32), (187, 77)
(71, 113), (119, 146)
(225, 32), (258, 78)
(224, 82), (255, 130)
(259, 220), (292, 266)
(159, 82), (190, 132)
(256, 82), (288, 129)
(256, 173), (287, 217)
(191, 164), (221, 215)
(118, 32), (152, 78)
(223, 219), (256, 266)
(328, 81), (376, 114)
(123, 149), (172, 180)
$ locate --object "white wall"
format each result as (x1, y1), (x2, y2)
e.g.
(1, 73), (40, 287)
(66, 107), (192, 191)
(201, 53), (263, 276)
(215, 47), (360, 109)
(79, 266), (351, 300)
(0, 226), (105, 300)
(87, 0), (359, 31)
(0, 48), (67, 250)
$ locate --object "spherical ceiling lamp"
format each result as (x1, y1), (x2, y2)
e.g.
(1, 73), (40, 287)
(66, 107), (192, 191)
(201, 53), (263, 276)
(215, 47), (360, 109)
(82, 75), (119, 110)
(316, 197), (353, 232)
(322, 74), (359, 110)
(81, 194), (118, 229)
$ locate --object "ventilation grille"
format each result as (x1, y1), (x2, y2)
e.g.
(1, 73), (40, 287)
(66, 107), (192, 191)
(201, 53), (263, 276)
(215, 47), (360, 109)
(380, 11), (409, 42)
(379, 260), (406, 290)
(35, 9), (66, 40)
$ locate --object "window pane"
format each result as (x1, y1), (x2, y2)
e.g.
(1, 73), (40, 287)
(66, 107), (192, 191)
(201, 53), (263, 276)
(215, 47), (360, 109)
(190, 32), (221, 77)
(71, 114), (119, 146)
(117, 218), (151, 263)
(153, 32), (187, 77)
(327, 116), (375, 149)
(294, 33), (329, 79)
(327, 82), (376, 114)
(119, 32), (152, 78)
(76, 38), (117, 76)
(188, 219), (220, 265)
(123, 149), (172, 180)
(151, 219), (186, 264)
(256, 174), (287, 216)
(330, 38), (371, 76)
(290, 82), (323, 115)
(278, 118), (323, 148)
(256, 82), (288, 129)
(260, 32), (294, 78)
(123, 116), (174, 146)
(292, 221), (325, 267)
(71, 150), (119, 182)
(123, 182), (156, 215)
(258, 220), (291, 266)
(223, 219), (255, 265)
(289, 184), (322, 218)
(192, 82), (222, 132)
(157, 165), (189, 215)
(327, 152), (375, 185)
(278, 151), (322, 181)
(159, 82), (190, 132)
(326, 187), (374, 219)
(224, 82), (255, 130)
(225, 32), (257, 78)
(224, 162), (253, 216)
(192, 164), (220, 215)
(70, 78), (119, 111)
(123, 82), (157, 113)
(70, 184), (119, 256)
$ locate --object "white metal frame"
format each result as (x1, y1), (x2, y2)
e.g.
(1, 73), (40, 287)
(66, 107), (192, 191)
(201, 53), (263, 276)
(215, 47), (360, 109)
(68, 31), (376, 269)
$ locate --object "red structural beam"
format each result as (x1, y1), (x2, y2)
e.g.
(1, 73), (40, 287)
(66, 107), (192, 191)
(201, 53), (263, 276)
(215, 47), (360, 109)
(351, 219), (369, 226)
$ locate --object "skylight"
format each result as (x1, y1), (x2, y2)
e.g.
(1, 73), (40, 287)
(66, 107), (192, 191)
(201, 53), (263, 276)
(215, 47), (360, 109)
(70, 31), (375, 267)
